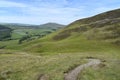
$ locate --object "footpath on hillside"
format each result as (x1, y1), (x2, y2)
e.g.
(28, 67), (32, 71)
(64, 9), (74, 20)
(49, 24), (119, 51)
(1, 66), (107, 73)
(64, 59), (101, 80)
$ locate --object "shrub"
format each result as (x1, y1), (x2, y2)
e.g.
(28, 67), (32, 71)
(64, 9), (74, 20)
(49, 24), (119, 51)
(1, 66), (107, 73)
(18, 35), (31, 44)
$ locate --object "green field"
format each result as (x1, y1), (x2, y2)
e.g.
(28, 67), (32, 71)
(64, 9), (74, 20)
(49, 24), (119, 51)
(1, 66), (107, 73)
(11, 28), (54, 39)
(0, 23), (64, 49)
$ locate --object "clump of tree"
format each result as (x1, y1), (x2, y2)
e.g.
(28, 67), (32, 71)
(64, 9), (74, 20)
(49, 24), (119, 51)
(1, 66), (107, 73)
(18, 31), (53, 44)
(18, 35), (31, 44)
(44, 31), (52, 34)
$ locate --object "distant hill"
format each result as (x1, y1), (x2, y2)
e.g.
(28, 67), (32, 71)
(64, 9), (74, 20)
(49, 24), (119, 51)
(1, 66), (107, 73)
(0, 25), (12, 40)
(38, 22), (65, 30)
(0, 23), (65, 30)
(0, 23), (65, 40)
(0, 23), (40, 29)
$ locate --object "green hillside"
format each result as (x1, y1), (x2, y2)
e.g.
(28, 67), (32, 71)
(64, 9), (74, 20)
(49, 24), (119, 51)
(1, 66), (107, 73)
(53, 9), (120, 43)
(20, 9), (120, 54)
(0, 9), (120, 80)
(19, 9), (120, 80)
(0, 25), (12, 41)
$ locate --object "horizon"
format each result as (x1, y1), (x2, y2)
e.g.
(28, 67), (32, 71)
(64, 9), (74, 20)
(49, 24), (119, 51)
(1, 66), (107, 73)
(0, 0), (120, 25)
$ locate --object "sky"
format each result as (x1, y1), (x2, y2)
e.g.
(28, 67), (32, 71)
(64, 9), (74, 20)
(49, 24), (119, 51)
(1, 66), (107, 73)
(0, 0), (120, 25)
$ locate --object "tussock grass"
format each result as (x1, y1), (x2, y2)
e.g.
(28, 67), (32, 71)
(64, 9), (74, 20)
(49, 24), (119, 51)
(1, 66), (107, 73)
(79, 59), (120, 80)
(0, 52), (86, 80)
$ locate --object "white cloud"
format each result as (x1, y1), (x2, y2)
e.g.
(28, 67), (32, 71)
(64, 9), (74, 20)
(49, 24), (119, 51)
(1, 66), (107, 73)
(0, 0), (119, 24)
(0, 12), (84, 25)
(0, 0), (87, 24)
(34, 0), (68, 6)
(0, 0), (27, 7)
(22, 6), (83, 15)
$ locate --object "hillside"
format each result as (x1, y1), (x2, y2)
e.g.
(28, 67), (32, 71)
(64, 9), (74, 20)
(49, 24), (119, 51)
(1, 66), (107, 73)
(53, 8), (120, 44)
(0, 23), (39, 29)
(19, 8), (120, 54)
(68, 8), (120, 25)
(0, 25), (12, 41)
(0, 9), (120, 80)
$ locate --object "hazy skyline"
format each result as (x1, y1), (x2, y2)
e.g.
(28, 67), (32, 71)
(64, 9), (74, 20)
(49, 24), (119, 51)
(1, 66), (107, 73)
(0, 0), (120, 25)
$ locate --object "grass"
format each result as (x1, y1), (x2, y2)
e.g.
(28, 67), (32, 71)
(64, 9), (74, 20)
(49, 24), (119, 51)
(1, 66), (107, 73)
(0, 31), (120, 80)
(0, 28), (56, 50)
(75, 43), (120, 80)
(11, 28), (54, 39)
(0, 50), (120, 80)
(6, 28), (118, 80)
(0, 8), (120, 80)
(0, 40), (20, 49)
(0, 52), (86, 80)
(21, 33), (120, 55)
(79, 55), (120, 80)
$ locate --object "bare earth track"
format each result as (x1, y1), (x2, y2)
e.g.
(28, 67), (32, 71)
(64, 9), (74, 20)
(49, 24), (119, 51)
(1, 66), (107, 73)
(64, 59), (101, 80)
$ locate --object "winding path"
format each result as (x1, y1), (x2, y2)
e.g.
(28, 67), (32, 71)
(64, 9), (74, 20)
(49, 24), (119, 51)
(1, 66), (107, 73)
(64, 59), (101, 80)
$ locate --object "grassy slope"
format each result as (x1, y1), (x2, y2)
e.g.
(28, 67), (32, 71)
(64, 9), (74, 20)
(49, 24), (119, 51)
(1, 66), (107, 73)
(0, 9), (120, 80)
(20, 9), (120, 80)
(78, 52), (120, 80)
(0, 52), (86, 80)
(79, 61), (120, 80)
(19, 9), (120, 54)
(23, 33), (120, 55)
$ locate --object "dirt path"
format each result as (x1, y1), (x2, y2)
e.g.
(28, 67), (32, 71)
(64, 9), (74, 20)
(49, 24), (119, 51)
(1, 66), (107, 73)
(64, 59), (101, 80)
